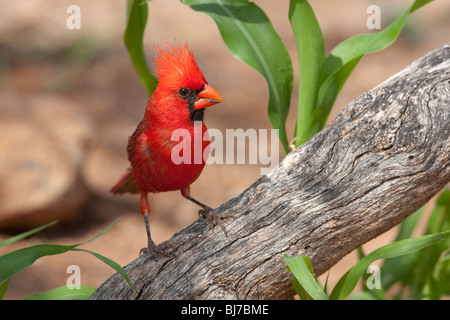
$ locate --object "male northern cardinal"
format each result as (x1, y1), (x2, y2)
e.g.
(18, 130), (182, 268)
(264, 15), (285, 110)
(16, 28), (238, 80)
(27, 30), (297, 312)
(111, 43), (229, 255)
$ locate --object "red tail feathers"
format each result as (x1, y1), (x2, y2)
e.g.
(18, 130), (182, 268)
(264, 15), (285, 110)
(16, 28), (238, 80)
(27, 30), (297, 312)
(110, 168), (140, 194)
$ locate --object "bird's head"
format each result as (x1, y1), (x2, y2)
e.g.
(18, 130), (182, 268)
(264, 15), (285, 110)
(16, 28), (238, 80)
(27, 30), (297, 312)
(153, 42), (223, 122)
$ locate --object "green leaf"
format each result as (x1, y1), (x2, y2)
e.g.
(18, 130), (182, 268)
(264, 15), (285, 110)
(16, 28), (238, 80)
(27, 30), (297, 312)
(357, 245), (366, 261)
(182, 0), (294, 153)
(428, 189), (450, 235)
(322, 271), (330, 295)
(72, 248), (133, 290)
(0, 220), (57, 249)
(315, 55), (361, 128)
(23, 285), (97, 300)
(284, 254), (328, 300)
(288, 0), (325, 146)
(81, 218), (120, 245)
(329, 230), (450, 300)
(0, 220), (132, 290)
(434, 252), (450, 298)
(379, 207), (423, 290)
(0, 278), (11, 300)
(395, 207), (424, 241)
(315, 0), (434, 135)
(404, 190), (450, 298)
(357, 245), (387, 299)
(379, 190), (448, 297)
(324, 0), (434, 78)
(125, 0), (158, 96)
(349, 291), (380, 300)
(436, 189), (450, 207)
(0, 243), (80, 284)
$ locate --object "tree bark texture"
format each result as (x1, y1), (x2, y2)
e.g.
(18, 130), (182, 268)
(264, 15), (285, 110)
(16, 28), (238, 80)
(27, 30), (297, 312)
(91, 43), (450, 300)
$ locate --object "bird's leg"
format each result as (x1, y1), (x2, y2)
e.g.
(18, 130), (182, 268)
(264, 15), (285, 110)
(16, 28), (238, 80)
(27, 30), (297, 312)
(139, 191), (156, 255)
(181, 187), (232, 236)
(139, 191), (171, 257)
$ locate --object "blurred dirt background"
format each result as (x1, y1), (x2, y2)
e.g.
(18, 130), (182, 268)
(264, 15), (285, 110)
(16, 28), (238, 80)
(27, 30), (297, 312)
(0, 0), (448, 299)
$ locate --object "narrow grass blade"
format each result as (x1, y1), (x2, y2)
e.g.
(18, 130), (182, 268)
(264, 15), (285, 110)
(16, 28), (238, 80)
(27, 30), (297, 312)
(0, 220), (58, 249)
(395, 207), (423, 241)
(284, 254), (328, 300)
(323, 271), (330, 295)
(72, 248), (133, 289)
(289, 0), (325, 146)
(329, 230), (450, 300)
(23, 285), (97, 300)
(0, 220), (122, 284)
(182, 0), (294, 153)
(82, 219), (120, 245)
(125, 0), (158, 96)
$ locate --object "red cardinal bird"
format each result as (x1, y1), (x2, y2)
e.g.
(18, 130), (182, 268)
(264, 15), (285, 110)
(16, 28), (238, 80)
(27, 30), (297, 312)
(111, 43), (229, 255)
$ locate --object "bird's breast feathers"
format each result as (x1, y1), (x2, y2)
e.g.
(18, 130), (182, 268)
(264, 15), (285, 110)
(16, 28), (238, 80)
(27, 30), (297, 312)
(130, 124), (209, 193)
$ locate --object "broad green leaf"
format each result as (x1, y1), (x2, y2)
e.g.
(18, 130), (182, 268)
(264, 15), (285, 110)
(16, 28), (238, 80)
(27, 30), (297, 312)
(315, 55), (361, 128)
(24, 285), (97, 300)
(329, 230), (450, 300)
(182, 0), (294, 153)
(0, 278), (11, 300)
(0, 243), (79, 284)
(315, 0), (434, 134)
(289, 0), (325, 146)
(289, 257), (313, 300)
(0, 220), (57, 249)
(284, 254), (328, 300)
(324, 0), (434, 78)
(72, 248), (133, 289)
(125, 0), (158, 96)
(291, 272), (310, 300)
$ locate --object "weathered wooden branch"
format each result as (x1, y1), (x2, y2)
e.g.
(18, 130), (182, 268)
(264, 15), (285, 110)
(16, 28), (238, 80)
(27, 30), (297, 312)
(91, 43), (450, 300)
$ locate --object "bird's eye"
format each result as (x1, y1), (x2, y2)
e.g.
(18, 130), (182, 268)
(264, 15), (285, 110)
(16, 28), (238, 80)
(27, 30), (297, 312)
(178, 87), (190, 98)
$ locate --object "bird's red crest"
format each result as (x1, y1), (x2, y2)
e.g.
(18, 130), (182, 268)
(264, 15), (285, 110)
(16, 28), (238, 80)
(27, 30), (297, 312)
(154, 42), (206, 90)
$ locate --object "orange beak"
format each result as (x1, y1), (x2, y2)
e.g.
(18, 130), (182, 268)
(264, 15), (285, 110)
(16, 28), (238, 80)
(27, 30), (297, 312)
(194, 84), (223, 110)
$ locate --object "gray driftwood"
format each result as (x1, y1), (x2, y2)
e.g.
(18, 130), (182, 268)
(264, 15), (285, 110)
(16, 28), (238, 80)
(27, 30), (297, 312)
(91, 43), (450, 300)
